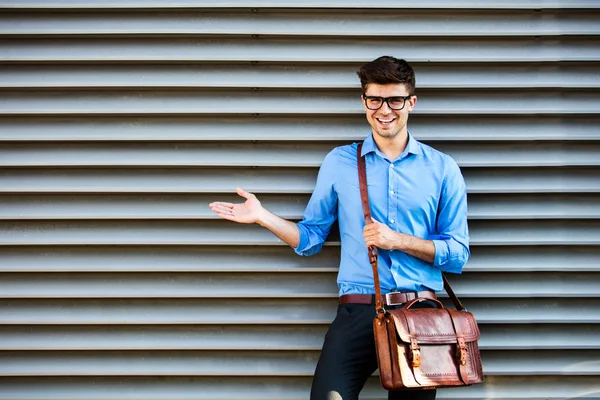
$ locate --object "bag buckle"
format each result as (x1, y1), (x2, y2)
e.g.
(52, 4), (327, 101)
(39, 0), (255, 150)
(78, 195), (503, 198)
(457, 338), (468, 366)
(410, 338), (421, 368)
(412, 348), (421, 368)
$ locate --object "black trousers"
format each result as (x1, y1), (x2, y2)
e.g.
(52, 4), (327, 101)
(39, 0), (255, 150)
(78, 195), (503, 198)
(310, 302), (436, 400)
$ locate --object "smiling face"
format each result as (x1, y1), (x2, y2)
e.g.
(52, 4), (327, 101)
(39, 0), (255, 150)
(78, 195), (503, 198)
(362, 83), (417, 141)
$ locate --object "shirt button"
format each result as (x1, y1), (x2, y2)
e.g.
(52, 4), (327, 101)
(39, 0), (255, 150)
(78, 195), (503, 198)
(390, 164), (394, 168)
(390, 190), (394, 194)
(390, 219), (395, 223)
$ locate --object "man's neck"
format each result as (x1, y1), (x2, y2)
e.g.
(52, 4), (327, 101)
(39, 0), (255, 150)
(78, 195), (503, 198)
(372, 131), (409, 162)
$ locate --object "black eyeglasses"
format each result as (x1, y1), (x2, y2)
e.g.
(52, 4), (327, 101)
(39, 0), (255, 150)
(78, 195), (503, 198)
(362, 94), (413, 111)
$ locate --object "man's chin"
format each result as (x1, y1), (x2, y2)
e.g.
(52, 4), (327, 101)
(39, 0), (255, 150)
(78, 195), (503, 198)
(374, 129), (399, 139)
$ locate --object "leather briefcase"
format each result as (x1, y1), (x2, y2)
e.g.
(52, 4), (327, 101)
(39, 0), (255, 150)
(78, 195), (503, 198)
(372, 294), (484, 389)
(357, 142), (484, 390)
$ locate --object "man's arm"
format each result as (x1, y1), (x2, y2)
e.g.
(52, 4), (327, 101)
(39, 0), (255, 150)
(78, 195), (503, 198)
(363, 219), (435, 263)
(210, 149), (339, 255)
(209, 187), (300, 248)
(363, 158), (469, 272)
(258, 207), (300, 248)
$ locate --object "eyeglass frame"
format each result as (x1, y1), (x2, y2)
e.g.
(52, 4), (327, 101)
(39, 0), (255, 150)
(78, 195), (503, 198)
(362, 94), (414, 111)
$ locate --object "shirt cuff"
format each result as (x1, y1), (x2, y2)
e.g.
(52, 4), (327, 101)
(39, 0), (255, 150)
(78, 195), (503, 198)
(293, 223), (310, 255)
(432, 239), (463, 273)
(432, 239), (448, 266)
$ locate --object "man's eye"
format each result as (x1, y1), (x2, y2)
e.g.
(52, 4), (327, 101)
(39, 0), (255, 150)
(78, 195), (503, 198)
(389, 97), (404, 105)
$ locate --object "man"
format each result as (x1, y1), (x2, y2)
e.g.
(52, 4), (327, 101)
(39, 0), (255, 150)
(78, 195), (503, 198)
(209, 56), (469, 400)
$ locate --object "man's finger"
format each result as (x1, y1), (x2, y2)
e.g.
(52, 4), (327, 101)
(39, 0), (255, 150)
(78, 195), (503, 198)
(210, 203), (233, 214)
(236, 187), (254, 200)
(215, 211), (237, 222)
(364, 222), (377, 230)
(211, 201), (234, 207)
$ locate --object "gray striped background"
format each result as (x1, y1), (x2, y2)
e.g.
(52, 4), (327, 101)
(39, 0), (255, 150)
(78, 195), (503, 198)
(0, 1), (599, 399)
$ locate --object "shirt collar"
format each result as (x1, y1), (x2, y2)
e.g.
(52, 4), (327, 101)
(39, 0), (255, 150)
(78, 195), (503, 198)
(360, 132), (423, 158)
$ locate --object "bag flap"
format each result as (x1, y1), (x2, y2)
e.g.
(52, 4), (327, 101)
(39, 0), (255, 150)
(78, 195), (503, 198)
(388, 308), (480, 344)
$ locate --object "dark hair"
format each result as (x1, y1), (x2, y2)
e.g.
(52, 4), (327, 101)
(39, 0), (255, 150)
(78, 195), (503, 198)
(357, 56), (416, 95)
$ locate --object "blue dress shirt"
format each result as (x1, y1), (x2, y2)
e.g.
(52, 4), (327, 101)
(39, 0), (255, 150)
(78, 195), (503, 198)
(294, 133), (470, 295)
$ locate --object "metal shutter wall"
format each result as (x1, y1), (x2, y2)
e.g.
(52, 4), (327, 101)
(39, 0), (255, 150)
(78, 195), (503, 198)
(0, 2), (599, 399)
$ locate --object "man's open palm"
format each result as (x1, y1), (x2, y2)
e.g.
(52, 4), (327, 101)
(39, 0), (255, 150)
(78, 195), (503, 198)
(209, 187), (263, 224)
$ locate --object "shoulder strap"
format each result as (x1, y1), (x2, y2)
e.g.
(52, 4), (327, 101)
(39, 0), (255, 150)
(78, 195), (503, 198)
(356, 142), (466, 312)
(356, 143), (384, 313)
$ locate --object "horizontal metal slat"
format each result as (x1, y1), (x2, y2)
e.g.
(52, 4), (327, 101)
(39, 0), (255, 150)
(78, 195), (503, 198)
(0, 350), (320, 377)
(0, 376), (598, 400)
(1, 350), (598, 376)
(1, 89), (599, 115)
(0, 245), (597, 273)
(1, 324), (597, 351)
(1, 64), (599, 89)
(0, 220), (598, 246)
(1, 167), (598, 194)
(2, 141), (599, 167)
(1, 298), (598, 325)
(1, 0), (599, 9)
(1, 116), (598, 142)
(443, 272), (600, 297)
(0, 272), (340, 299)
(0, 193), (312, 220)
(1, 37), (598, 63)
(1, 10), (598, 37)
(480, 324), (600, 350)
(0, 245), (341, 272)
(1, 271), (599, 298)
(2, 193), (599, 220)
(466, 194), (600, 219)
(0, 325), (330, 351)
(465, 168), (600, 193)
(466, 245), (600, 272)
(8, 272), (600, 299)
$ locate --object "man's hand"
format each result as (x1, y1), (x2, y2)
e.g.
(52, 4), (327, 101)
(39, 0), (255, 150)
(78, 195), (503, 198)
(363, 218), (402, 250)
(209, 187), (264, 224)
(210, 187), (301, 248)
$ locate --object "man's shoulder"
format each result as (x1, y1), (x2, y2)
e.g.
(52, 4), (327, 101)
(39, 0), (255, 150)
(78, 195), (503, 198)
(415, 140), (458, 169)
(323, 142), (360, 165)
(333, 141), (360, 156)
(414, 140), (464, 185)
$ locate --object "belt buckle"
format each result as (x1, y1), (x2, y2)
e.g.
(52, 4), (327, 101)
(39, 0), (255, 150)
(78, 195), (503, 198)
(385, 291), (403, 306)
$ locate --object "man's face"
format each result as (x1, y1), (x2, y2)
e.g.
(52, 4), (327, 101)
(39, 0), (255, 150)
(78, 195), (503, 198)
(362, 83), (416, 140)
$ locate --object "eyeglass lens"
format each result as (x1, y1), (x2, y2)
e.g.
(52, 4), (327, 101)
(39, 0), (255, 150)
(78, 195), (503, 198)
(364, 96), (407, 110)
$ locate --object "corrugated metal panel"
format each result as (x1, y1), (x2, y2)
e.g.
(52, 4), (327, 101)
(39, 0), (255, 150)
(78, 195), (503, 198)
(1, 64), (599, 89)
(2, 193), (599, 219)
(0, 377), (596, 400)
(0, 3), (598, 400)
(0, 245), (598, 272)
(1, 10), (599, 36)
(1, 1), (600, 9)
(0, 116), (597, 141)
(2, 324), (599, 350)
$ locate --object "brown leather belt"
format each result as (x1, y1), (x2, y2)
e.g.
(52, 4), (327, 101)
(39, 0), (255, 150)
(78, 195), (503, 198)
(340, 290), (436, 306)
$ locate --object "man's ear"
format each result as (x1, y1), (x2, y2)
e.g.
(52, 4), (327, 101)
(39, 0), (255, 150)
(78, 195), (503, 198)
(361, 94), (369, 112)
(408, 95), (417, 112)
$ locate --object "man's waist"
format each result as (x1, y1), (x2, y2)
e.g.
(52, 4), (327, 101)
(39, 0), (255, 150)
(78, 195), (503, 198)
(339, 290), (436, 306)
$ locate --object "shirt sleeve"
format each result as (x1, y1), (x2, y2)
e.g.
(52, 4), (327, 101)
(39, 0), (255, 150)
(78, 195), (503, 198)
(430, 157), (470, 273)
(294, 148), (339, 256)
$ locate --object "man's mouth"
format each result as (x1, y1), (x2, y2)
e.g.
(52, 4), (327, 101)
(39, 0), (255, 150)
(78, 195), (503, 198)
(376, 118), (396, 125)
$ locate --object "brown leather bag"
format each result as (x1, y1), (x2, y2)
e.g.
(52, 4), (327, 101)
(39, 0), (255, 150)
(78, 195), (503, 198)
(357, 143), (484, 390)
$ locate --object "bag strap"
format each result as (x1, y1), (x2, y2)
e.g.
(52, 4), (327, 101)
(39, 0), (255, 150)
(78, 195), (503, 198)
(356, 142), (466, 312)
